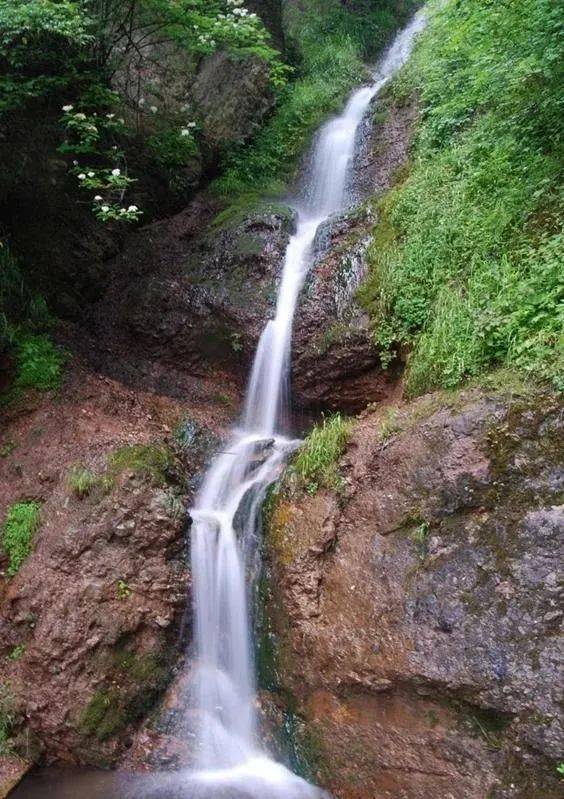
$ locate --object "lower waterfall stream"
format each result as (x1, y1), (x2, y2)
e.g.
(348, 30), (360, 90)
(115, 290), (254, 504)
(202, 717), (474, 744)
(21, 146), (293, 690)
(12, 12), (424, 799)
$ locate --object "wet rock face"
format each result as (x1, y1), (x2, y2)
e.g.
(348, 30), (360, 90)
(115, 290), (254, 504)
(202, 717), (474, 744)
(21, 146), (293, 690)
(84, 202), (296, 391)
(192, 51), (275, 148)
(266, 389), (564, 799)
(291, 95), (418, 413)
(292, 210), (398, 413)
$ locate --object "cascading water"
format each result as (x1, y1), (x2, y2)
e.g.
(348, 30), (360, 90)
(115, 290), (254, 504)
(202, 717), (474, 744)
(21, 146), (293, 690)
(181, 14), (425, 799)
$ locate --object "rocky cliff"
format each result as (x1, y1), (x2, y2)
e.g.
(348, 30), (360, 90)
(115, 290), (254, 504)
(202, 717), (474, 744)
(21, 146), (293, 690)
(264, 386), (563, 799)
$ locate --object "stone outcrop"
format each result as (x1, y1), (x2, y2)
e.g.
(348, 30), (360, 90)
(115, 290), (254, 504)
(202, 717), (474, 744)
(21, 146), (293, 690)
(265, 386), (564, 799)
(79, 201), (296, 397)
(292, 209), (398, 412)
(0, 365), (226, 769)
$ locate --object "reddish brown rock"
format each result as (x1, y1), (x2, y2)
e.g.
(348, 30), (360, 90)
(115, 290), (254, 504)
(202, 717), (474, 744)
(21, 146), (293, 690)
(265, 387), (564, 799)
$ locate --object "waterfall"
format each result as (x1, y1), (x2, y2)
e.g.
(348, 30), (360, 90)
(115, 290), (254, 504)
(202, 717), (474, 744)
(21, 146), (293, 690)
(183, 15), (426, 798)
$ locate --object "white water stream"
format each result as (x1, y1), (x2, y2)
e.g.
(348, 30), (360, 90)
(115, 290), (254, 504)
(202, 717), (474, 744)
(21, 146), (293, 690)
(182, 15), (425, 799)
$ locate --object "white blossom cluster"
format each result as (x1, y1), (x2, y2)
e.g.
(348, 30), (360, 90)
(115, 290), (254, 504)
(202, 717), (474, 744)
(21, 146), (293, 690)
(192, 0), (262, 50)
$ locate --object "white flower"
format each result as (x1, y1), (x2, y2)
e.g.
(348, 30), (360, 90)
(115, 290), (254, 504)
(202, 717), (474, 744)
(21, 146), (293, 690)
(119, 208), (127, 215)
(72, 160), (78, 166)
(87, 171), (95, 178)
(111, 168), (121, 177)
(77, 173), (86, 180)
(74, 112), (86, 120)
(94, 195), (103, 202)
(106, 113), (115, 119)
(188, 121), (196, 128)
(138, 98), (145, 106)
(180, 128), (190, 137)
(127, 205), (138, 213)
(62, 104), (74, 112)
(101, 205), (110, 213)
(150, 105), (158, 113)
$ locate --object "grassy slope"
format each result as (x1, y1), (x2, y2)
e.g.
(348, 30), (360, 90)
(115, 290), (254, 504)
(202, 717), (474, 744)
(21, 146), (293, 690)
(358, 0), (563, 395)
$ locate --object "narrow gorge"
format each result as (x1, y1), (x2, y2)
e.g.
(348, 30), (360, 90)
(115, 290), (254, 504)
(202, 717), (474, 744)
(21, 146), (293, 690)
(0, 2), (562, 799)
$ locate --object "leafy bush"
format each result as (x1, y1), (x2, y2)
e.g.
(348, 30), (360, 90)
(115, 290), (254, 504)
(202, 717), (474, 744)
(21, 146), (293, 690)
(291, 414), (352, 494)
(2, 501), (41, 576)
(359, 0), (564, 394)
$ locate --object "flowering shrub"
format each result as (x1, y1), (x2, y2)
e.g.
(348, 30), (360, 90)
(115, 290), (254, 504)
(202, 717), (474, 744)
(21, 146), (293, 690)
(60, 105), (142, 223)
(1, 0), (286, 223)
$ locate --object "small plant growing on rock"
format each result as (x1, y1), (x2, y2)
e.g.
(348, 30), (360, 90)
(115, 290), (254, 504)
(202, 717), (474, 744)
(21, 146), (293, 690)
(0, 684), (16, 755)
(557, 762), (564, 780)
(116, 579), (132, 600)
(1, 501), (41, 576)
(411, 520), (430, 559)
(68, 466), (98, 498)
(378, 407), (400, 441)
(8, 644), (25, 661)
(291, 413), (352, 495)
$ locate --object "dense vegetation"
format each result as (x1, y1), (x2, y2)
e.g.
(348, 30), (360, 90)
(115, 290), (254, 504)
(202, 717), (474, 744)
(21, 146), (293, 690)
(215, 0), (418, 197)
(359, 0), (563, 394)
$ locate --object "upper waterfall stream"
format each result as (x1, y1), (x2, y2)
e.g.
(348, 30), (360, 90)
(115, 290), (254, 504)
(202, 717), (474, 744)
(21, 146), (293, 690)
(182, 14), (426, 799)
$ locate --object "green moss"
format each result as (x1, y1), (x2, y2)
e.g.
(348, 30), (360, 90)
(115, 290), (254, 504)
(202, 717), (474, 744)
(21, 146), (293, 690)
(80, 689), (127, 741)
(107, 443), (174, 487)
(1, 501), (41, 576)
(80, 647), (170, 742)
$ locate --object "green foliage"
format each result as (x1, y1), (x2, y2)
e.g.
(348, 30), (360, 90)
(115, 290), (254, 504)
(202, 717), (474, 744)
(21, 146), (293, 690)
(378, 407), (400, 440)
(359, 0), (564, 395)
(13, 333), (64, 392)
(8, 644), (25, 661)
(0, 243), (51, 353)
(1, 501), (41, 577)
(107, 443), (173, 486)
(556, 762), (564, 779)
(116, 579), (132, 600)
(0, 684), (16, 755)
(291, 414), (352, 494)
(214, 0), (417, 197)
(0, 0), (92, 113)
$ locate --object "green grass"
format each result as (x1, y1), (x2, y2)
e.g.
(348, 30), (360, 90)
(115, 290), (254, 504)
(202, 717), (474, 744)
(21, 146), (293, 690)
(213, 0), (417, 199)
(291, 413), (352, 494)
(358, 0), (564, 396)
(1, 501), (41, 576)
(67, 466), (99, 498)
